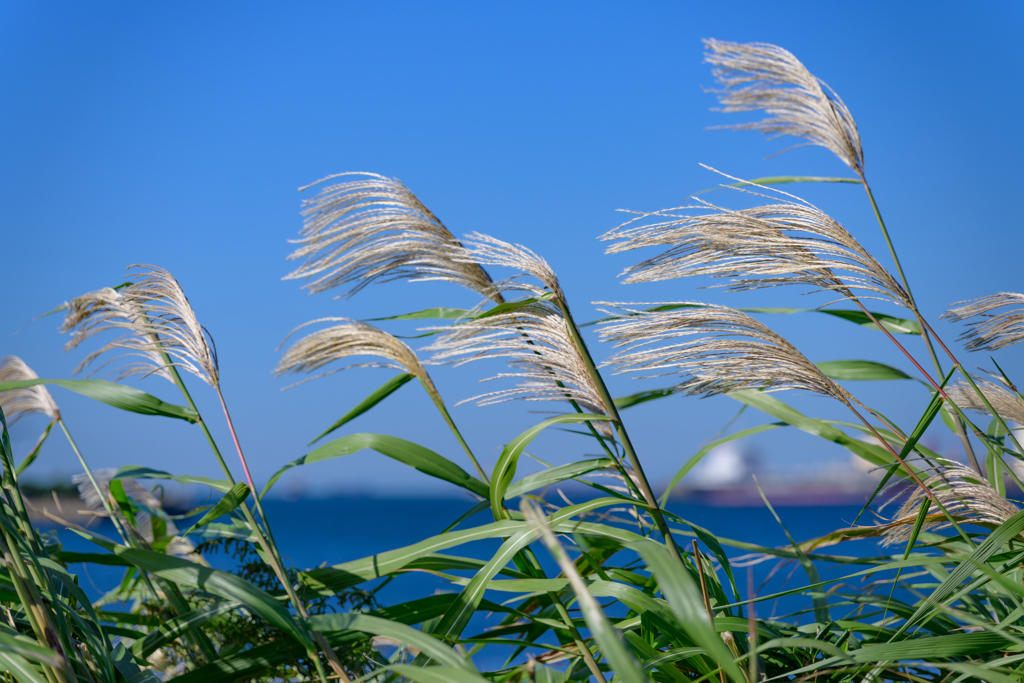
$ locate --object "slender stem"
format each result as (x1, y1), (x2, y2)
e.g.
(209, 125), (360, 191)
(548, 593), (608, 683)
(693, 542), (726, 683)
(859, 177), (980, 470)
(555, 297), (682, 561)
(420, 379), (490, 484)
(846, 406), (932, 497)
(57, 420), (131, 545)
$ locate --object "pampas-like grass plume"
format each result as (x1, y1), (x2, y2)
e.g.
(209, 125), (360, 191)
(60, 265), (219, 387)
(880, 459), (1020, 547)
(0, 356), (59, 424)
(942, 293), (1024, 351)
(704, 39), (864, 175)
(947, 378), (1024, 426)
(424, 234), (605, 414)
(598, 303), (853, 404)
(601, 181), (911, 310)
(284, 173), (501, 301)
(275, 317), (436, 393)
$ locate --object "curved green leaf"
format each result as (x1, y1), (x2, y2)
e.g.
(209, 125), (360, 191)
(0, 379), (198, 422)
(815, 360), (913, 381)
(263, 433), (488, 499)
(309, 373), (415, 444)
(388, 665), (492, 683)
(310, 613), (474, 671)
(504, 458), (616, 500)
(112, 466), (232, 493)
(182, 482), (250, 537)
(690, 175), (861, 196)
(133, 600), (241, 658)
(490, 413), (613, 518)
(0, 652), (50, 683)
(629, 539), (745, 683)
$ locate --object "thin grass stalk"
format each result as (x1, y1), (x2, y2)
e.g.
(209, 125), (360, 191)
(547, 593), (608, 683)
(158, 354), (343, 682)
(418, 379), (490, 484)
(693, 542), (727, 683)
(553, 297), (682, 560)
(858, 179), (982, 471)
(746, 568), (757, 683)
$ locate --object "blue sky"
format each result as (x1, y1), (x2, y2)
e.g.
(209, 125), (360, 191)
(2, 2), (1022, 496)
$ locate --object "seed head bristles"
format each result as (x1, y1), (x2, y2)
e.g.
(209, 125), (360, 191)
(0, 356), (60, 424)
(60, 286), (174, 383)
(451, 232), (564, 300)
(424, 302), (608, 415)
(879, 459), (1020, 547)
(942, 293), (1024, 351)
(947, 378), (1024, 426)
(597, 303), (853, 404)
(284, 173), (502, 301)
(704, 39), (864, 175)
(275, 317), (435, 393)
(600, 176), (911, 310)
(61, 266), (219, 387)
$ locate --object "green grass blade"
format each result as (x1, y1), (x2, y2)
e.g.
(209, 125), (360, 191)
(310, 613), (475, 671)
(387, 665), (492, 683)
(690, 175), (861, 196)
(308, 372), (415, 444)
(660, 423), (785, 505)
(504, 458), (616, 500)
(490, 414), (613, 518)
(367, 308), (472, 321)
(133, 600), (241, 658)
(15, 419), (54, 475)
(112, 465), (232, 492)
(181, 482), (251, 537)
(814, 360), (913, 381)
(0, 652), (50, 683)
(262, 433), (489, 499)
(629, 538), (744, 683)
(0, 378), (198, 422)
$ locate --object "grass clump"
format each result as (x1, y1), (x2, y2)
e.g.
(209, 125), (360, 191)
(0, 38), (1022, 683)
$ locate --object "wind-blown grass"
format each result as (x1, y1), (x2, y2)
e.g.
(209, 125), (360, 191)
(1, 38), (1023, 683)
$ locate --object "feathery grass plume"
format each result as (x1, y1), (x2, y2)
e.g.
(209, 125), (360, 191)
(947, 378), (1024, 426)
(942, 293), (1024, 351)
(600, 178), (912, 309)
(704, 39), (864, 175)
(879, 459), (1020, 547)
(284, 173), (502, 301)
(424, 234), (605, 414)
(0, 356), (59, 424)
(275, 317), (436, 392)
(598, 303), (853, 404)
(60, 265), (219, 387)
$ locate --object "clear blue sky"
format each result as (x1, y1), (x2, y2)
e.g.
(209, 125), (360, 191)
(2, 2), (1022, 496)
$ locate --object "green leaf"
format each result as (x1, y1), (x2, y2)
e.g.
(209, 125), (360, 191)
(0, 633), (62, 668)
(387, 665), (492, 683)
(503, 458), (616, 500)
(729, 391), (908, 471)
(310, 613), (475, 671)
(368, 308), (472, 321)
(309, 373), (415, 444)
(661, 423), (786, 504)
(262, 433), (488, 499)
(814, 360), (913, 381)
(629, 539), (745, 683)
(490, 414), (614, 518)
(690, 175), (861, 196)
(0, 379), (198, 422)
(181, 482), (251, 537)
(112, 465), (232, 493)
(0, 652), (50, 683)
(896, 508), (1024, 637)
(614, 387), (680, 410)
(16, 419), (55, 475)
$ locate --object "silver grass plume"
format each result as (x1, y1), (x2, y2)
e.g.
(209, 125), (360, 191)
(880, 459), (1020, 547)
(704, 39), (864, 175)
(942, 293), (1024, 351)
(60, 265), (219, 387)
(598, 303), (853, 404)
(947, 378), (1024, 426)
(275, 317), (436, 394)
(424, 235), (605, 414)
(284, 173), (502, 301)
(601, 179), (912, 310)
(0, 356), (60, 424)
